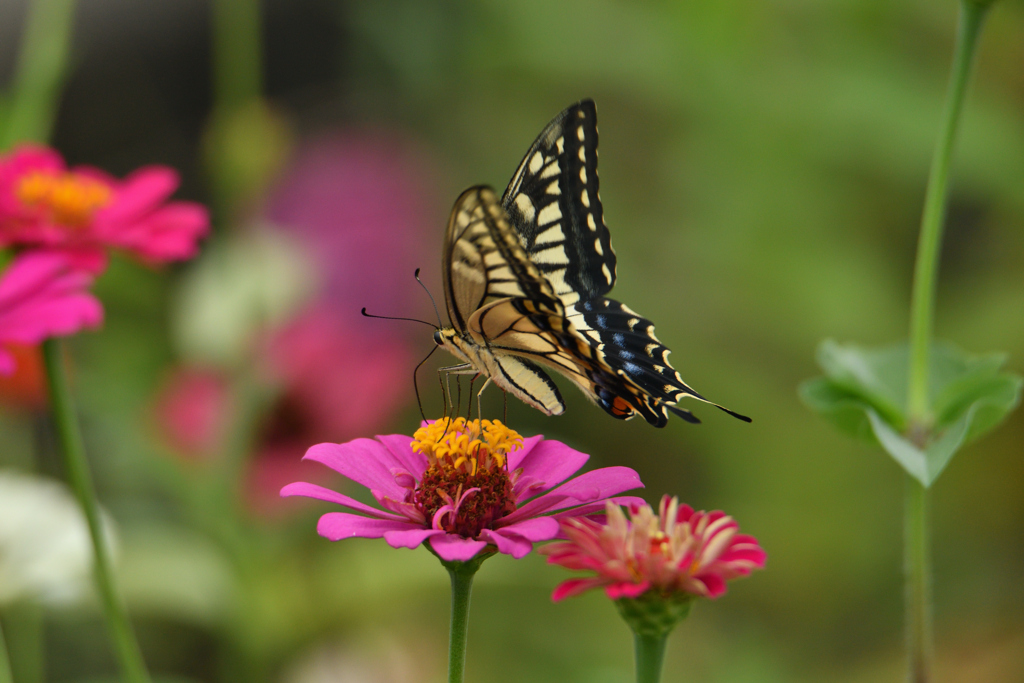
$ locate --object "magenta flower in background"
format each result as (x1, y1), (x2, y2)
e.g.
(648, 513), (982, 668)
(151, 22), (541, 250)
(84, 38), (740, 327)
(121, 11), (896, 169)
(0, 145), (209, 270)
(262, 303), (413, 440)
(542, 496), (766, 601)
(0, 251), (103, 375)
(265, 132), (435, 326)
(281, 418), (645, 562)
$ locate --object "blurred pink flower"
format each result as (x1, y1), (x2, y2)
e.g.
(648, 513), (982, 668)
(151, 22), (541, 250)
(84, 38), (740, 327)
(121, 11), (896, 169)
(281, 418), (645, 562)
(266, 132), (434, 325)
(153, 368), (233, 459)
(263, 303), (412, 440)
(0, 251), (103, 375)
(541, 496), (766, 601)
(154, 132), (437, 515)
(0, 145), (209, 270)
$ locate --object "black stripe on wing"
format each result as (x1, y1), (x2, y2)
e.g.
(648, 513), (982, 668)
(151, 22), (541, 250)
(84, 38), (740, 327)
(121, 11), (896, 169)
(492, 354), (565, 416)
(444, 187), (564, 332)
(568, 297), (751, 426)
(501, 100), (616, 304)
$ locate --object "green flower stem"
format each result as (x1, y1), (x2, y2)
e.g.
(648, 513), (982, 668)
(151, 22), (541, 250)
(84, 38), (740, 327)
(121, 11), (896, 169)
(907, 0), (990, 425)
(633, 632), (668, 683)
(615, 592), (691, 683)
(41, 339), (152, 683)
(0, 0), (76, 149)
(440, 553), (491, 683)
(1, 604), (43, 683)
(904, 3), (989, 681)
(905, 477), (931, 683)
(0, 619), (12, 683)
(446, 563), (476, 683)
(212, 0), (263, 112)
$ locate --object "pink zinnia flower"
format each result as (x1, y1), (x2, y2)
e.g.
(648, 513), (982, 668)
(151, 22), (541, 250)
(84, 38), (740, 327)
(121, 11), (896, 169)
(0, 251), (103, 375)
(0, 146), (209, 270)
(542, 496), (766, 601)
(281, 418), (645, 562)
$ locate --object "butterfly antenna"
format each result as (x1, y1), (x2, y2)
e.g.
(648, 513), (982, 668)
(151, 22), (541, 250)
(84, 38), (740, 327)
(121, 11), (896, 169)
(412, 345), (439, 423)
(414, 268), (444, 328)
(360, 307), (436, 328)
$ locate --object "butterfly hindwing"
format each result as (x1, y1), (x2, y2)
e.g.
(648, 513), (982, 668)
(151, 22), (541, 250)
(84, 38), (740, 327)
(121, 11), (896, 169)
(501, 100), (616, 307)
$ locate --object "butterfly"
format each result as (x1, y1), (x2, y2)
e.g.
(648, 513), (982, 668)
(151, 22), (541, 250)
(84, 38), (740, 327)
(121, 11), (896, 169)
(432, 100), (749, 427)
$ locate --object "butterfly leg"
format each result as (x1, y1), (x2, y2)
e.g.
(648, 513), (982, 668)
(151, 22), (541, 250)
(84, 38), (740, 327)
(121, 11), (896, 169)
(467, 374), (478, 420)
(476, 376), (492, 421)
(439, 363), (474, 422)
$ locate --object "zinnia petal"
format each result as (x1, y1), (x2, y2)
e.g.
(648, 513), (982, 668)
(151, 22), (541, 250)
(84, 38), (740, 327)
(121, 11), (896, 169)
(280, 482), (405, 521)
(494, 515), (560, 540)
(551, 577), (608, 602)
(383, 528), (444, 550)
(428, 534), (489, 562)
(502, 466), (643, 524)
(303, 440), (408, 498)
(510, 438), (589, 499)
(316, 512), (418, 541)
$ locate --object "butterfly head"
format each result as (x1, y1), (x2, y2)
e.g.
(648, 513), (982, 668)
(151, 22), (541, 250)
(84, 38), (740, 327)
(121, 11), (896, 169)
(433, 326), (463, 350)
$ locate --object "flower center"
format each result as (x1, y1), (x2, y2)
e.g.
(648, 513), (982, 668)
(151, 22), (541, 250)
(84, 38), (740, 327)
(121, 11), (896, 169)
(410, 417), (523, 538)
(15, 170), (112, 228)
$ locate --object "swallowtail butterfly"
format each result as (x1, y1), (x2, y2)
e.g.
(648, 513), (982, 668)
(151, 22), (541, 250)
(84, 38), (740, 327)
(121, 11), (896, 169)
(433, 100), (749, 427)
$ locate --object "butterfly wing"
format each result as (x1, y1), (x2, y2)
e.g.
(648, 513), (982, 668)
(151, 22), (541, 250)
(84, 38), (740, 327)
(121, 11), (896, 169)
(441, 186), (568, 415)
(498, 100), (749, 426)
(441, 103), (748, 426)
(501, 99), (616, 308)
(443, 186), (563, 330)
(567, 298), (752, 426)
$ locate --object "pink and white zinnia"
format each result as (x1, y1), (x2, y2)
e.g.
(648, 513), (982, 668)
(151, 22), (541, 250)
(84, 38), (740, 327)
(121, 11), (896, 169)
(0, 251), (102, 375)
(542, 496), (766, 601)
(281, 418), (645, 562)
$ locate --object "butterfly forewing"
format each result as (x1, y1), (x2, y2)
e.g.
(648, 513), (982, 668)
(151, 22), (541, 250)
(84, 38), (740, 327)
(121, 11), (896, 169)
(501, 100), (616, 307)
(443, 186), (561, 332)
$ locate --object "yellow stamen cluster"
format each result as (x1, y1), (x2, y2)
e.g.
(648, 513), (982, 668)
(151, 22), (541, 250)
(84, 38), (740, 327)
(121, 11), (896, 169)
(16, 171), (112, 227)
(412, 417), (523, 475)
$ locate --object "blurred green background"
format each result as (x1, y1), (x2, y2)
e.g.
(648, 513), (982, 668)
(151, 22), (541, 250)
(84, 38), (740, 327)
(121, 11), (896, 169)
(1, 0), (1023, 681)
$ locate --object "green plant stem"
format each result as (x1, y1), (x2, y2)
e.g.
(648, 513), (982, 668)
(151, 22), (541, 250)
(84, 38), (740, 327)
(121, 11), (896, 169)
(634, 632), (668, 683)
(212, 0), (263, 112)
(1, 604), (43, 683)
(904, 3), (989, 681)
(0, 0), (76, 149)
(446, 562), (477, 683)
(0, 619), (12, 683)
(905, 477), (931, 683)
(41, 339), (152, 683)
(907, 0), (990, 424)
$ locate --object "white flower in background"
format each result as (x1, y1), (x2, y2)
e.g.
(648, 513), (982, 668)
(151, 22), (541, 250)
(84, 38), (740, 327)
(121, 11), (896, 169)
(281, 637), (424, 683)
(172, 225), (316, 368)
(0, 470), (115, 607)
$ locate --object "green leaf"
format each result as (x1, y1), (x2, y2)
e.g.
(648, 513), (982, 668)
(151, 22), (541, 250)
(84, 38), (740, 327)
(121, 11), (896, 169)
(801, 339), (1021, 486)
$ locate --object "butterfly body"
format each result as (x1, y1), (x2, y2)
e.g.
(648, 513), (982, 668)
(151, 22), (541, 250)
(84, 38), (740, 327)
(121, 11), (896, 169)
(435, 101), (749, 427)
